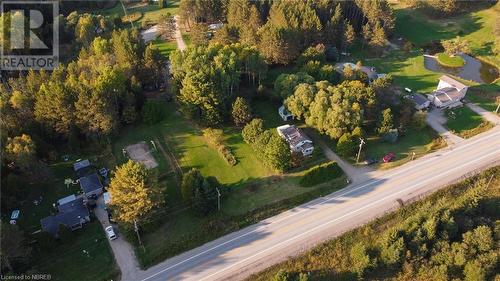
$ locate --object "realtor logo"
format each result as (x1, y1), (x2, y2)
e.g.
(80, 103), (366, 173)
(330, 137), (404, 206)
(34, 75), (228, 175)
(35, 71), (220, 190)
(1, 1), (59, 70)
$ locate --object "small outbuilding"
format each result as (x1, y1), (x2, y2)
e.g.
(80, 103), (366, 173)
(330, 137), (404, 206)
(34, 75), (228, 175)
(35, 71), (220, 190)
(278, 105), (293, 121)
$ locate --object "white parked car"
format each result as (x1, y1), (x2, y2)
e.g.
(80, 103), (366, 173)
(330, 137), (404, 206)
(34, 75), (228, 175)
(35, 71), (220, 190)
(105, 226), (117, 241)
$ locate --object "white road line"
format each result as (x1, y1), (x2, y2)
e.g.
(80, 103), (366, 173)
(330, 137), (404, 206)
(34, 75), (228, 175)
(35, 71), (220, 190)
(200, 149), (499, 281)
(140, 129), (500, 281)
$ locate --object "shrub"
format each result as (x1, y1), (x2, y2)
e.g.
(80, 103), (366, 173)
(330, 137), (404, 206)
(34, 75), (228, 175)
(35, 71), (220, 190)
(336, 133), (357, 157)
(202, 128), (237, 166)
(299, 162), (343, 187)
(242, 118), (265, 144)
(142, 101), (165, 125)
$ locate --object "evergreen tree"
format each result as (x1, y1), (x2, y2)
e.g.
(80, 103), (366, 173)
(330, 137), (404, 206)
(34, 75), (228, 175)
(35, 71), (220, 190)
(231, 97), (252, 126)
(242, 118), (264, 144)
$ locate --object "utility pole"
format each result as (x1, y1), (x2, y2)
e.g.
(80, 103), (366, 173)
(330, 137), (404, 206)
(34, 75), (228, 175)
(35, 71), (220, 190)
(356, 138), (366, 164)
(134, 219), (145, 252)
(411, 152), (416, 161)
(215, 187), (221, 211)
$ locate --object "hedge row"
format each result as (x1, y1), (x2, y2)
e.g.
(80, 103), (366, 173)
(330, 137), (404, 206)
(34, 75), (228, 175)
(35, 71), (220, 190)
(203, 128), (237, 166)
(299, 161), (343, 187)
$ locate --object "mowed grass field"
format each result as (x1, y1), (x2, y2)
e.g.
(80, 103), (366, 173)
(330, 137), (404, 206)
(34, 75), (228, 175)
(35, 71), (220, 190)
(99, 0), (180, 25)
(113, 101), (343, 267)
(445, 106), (494, 138)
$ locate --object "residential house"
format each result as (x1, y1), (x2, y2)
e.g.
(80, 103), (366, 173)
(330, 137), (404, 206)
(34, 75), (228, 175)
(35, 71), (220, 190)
(41, 195), (90, 238)
(427, 75), (468, 108)
(277, 124), (314, 156)
(335, 62), (386, 83)
(79, 173), (104, 199)
(406, 93), (430, 110)
(278, 105), (293, 121)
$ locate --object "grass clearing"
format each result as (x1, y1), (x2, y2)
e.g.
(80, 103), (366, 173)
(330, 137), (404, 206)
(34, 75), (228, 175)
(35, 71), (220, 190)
(364, 126), (446, 170)
(112, 101), (339, 267)
(99, 0), (180, 25)
(467, 82), (500, 113)
(445, 106), (493, 138)
(393, 3), (500, 64)
(151, 38), (177, 58)
(436, 52), (465, 67)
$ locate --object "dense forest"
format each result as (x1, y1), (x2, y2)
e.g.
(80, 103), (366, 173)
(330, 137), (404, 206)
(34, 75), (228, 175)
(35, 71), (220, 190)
(252, 166), (500, 281)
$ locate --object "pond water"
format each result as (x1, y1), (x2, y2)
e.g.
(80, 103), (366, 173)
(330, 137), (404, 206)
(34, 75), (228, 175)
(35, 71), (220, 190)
(423, 54), (499, 84)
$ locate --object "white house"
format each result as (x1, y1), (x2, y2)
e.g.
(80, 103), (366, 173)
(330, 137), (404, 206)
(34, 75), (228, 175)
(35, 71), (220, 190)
(277, 125), (314, 156)
(278, 105), (293, 121)
(427, 75), (468, 108)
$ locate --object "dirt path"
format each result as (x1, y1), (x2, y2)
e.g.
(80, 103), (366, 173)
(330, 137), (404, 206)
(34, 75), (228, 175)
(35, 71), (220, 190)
(173, 15), (186, 51)
(466, 102), (499, 125)
(426, 108), (464, 146)
(94, 196), (141, 281)
(313, 137), (374, 184)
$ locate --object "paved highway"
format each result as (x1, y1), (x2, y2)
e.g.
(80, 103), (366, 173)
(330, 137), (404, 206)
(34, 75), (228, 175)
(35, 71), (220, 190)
(136, 127), (500, 281)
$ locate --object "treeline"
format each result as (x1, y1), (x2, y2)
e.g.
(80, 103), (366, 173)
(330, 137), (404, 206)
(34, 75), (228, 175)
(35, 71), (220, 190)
(179, 0), (395, 64)
(170, 43), (267, 125)
(253, 166), (500, 281)
(400, 0), (495, 16)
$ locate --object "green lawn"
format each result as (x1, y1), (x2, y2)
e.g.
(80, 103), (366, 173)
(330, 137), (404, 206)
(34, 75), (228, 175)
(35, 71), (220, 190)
(436, 52), (465, 67)
(467, 82), (500, 113)
(151, 38), (177, 58)
(364, 126), (446, 170)
(393, 3), (500, 65)
(445, 106), (493, 138)
(33, 221), (119, 281)
(112, 101), (341, 267)
(99, 1), (180, 25)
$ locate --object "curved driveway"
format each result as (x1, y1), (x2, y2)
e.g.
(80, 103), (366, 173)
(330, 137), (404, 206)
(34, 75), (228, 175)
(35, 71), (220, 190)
(135, 127), (500, 281)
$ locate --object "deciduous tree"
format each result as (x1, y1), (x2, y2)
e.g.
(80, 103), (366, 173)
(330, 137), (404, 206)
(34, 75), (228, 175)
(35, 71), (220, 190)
(108, 160), (163, 223)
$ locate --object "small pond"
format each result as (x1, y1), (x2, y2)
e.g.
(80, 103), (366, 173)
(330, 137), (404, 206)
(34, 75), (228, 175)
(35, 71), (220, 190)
(423, 54), (499, 84)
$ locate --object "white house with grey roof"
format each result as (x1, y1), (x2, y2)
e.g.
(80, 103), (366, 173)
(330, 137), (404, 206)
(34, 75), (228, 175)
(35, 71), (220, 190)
(427, 75), (468, 108)
(277, 125), (314, 156)
(41, 195), (90, 238)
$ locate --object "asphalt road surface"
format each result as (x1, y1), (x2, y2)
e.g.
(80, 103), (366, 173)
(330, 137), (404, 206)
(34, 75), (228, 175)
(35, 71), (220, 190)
(136, 127), (500, 281)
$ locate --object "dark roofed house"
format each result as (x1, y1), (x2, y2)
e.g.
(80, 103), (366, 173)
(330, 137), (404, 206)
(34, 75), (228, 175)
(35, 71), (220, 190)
(79, 173), (104, 199)
(407, 93), (430, 110)
(41, 196), (90, 238)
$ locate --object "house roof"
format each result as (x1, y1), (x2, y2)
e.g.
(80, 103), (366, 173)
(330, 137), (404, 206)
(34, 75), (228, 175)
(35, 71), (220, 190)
(433, 87), (461, 103)
(277, 125), (312, 148)
(41, 197), (89, 237)
(73, 159), (90, 172)
(408, 93), (429, 106)
(79, 173), (103, 194)
(439, 75), (467, 91)
(57, 194), (77, 205)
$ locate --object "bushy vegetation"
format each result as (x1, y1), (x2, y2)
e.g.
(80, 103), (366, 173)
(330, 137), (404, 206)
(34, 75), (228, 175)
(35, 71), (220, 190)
(252, 166), (500, 281)
(142, 100), (166, 125)
(242, 119), (291, 172)
(202, 128), (237, 166)
(299, 162), (343, 187)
